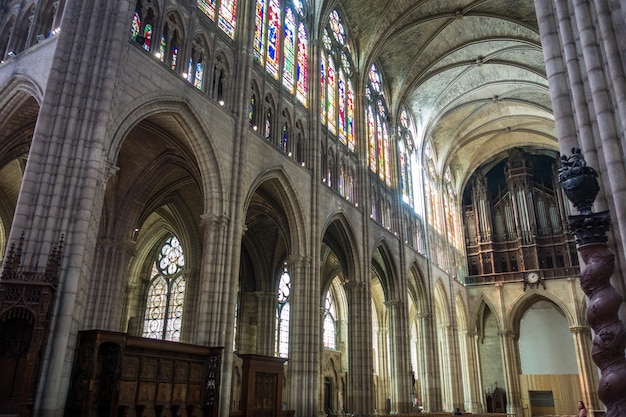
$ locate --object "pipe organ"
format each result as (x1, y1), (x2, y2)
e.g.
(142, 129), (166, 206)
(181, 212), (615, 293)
(463, 149), (578, 283)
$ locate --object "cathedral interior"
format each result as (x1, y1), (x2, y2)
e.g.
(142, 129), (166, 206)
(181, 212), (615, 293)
(0, 1), (625, 417)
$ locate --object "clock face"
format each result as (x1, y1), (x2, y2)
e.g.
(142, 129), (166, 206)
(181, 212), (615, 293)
(527, 272), (539, 284)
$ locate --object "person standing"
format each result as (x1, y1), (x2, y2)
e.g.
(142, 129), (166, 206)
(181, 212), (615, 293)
(578, 401), (588, 417)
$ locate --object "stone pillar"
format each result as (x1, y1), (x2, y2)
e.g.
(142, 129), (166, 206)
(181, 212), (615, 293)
(459, 330), (483, 413)
(385, 299), (413, 413)
(195, 213), (230, 345)
(254, 291), (278, 356)
(472, 331), (486, 412)
(285, 254), (319, 417)
(498, 329), (523, 416)
(85, 238), (135, 330)
(438, 322), (455, 411)
(570, 326), (600, 412)
(376, 324), (389, 412)
(416, 311), (441, 412)
(344, 280), (374, 415)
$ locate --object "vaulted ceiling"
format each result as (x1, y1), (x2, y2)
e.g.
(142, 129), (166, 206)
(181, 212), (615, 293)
(318, 0), (556, 192)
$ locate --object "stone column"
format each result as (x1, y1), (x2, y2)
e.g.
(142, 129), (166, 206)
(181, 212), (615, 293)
(458, 330), (483, 412)
(498, 329), (523, 416)
(344, 280), (374, 415)
(376, 324), (389, 412)
(437, 322), (455, 411)
(12, 2), (136, 416)
(385, 299), (413, 413)
(195, 213), (230, 345)
(85, 238), (135, 330)
(254, 291), (278, 356)
(472, 331), (486, 412)
(570, 326), (600, 412)
(285, 254), (319, 417)
(416, 311), (441, 412)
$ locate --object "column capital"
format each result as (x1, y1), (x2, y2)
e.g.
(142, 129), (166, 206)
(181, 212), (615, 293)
(285, 254), (311, 268)
(384, 299), (403, 308)
(343, 280), (366, 291)
(200, 212), (229, 230)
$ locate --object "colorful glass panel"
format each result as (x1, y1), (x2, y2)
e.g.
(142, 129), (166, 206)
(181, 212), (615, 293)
(253, 0), (266, 63)
(296, 22), (308, 105)
(282, 8), (296, 93)
(383, 122), (391, 185)
(347, 80), (355, 151)
(171, 46), (178, 70)
(368, 106), (376, 170)
(131, 12), (141, 40)
(327, 57), (336, 134)
(266, 0), (280, 79)
(219, 0), (237, 38)
(143, 236), (186, 342)
(195, 63), (204, 89)
(329, 10), (345, 45)
(338, 70), (346, 144)
(159, 34), (166, 61)
(143, 24), (152, 51)
(369, 64), (381, 93)
(197, 0), (216, 20)
(320, 52), (326, 123)
(377, 113), (384, 178)
(322, 291), (336, 349)
(276, 268), (291, 357)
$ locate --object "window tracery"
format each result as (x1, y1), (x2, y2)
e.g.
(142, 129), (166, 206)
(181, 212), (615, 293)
(254, 0), (309, 106)
(366, 64), (391, 187)
(142, 236), (186, 342)
(321, 10), (355, 151)
(276, 267), (291, 358)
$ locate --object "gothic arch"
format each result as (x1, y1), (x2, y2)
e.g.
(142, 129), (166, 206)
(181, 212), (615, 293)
(433, 279), (450, 325)
(468, 293), (504, 333)
(0, 80), (41, 259)
(455, 293), (469, 332)
(244, 168), (309, 259)
(370, 241), (399, 301)
(321, 212), (361, 284)
(107, 96), (226, 217)
(507, 291), (576, 337)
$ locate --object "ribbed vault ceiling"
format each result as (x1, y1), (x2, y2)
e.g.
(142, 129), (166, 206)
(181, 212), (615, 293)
(320, 0), (556, 192)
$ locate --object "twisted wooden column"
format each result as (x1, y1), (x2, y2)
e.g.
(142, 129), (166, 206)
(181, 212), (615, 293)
(559, 148), (626, 416)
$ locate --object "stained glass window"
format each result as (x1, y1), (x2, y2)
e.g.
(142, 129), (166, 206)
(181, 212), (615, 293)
(197, 0), (237, 39)
(338, 71), (346, 144)
(296, 22), (308, 105)
(249, 95), (256, 127)
(283, 8), (296, 93)
(323, 290), (336, 349)
(143, 236), (186, 342)
(276, 267), (291, 358)
(254, 0), (308, 105)
(218, 0), (237, 38)
(197, 0), (216, 20)
(131, 12), (141, 40)
(398, 109), (415, 207)
(253, 0), (266, 62)
(266, 0), (280, 79)
(321, 10), (354, 152)
(366, 64), (391, 185)
(320, 51), (326, 124)
(143, 24), (152, 51)
(347, 80), (354, 151)
(327, 57), (336, 134)
(130, 2), (155, 52)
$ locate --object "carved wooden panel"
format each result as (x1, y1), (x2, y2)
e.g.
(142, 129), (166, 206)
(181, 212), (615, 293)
(65, 330), (223, 417)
